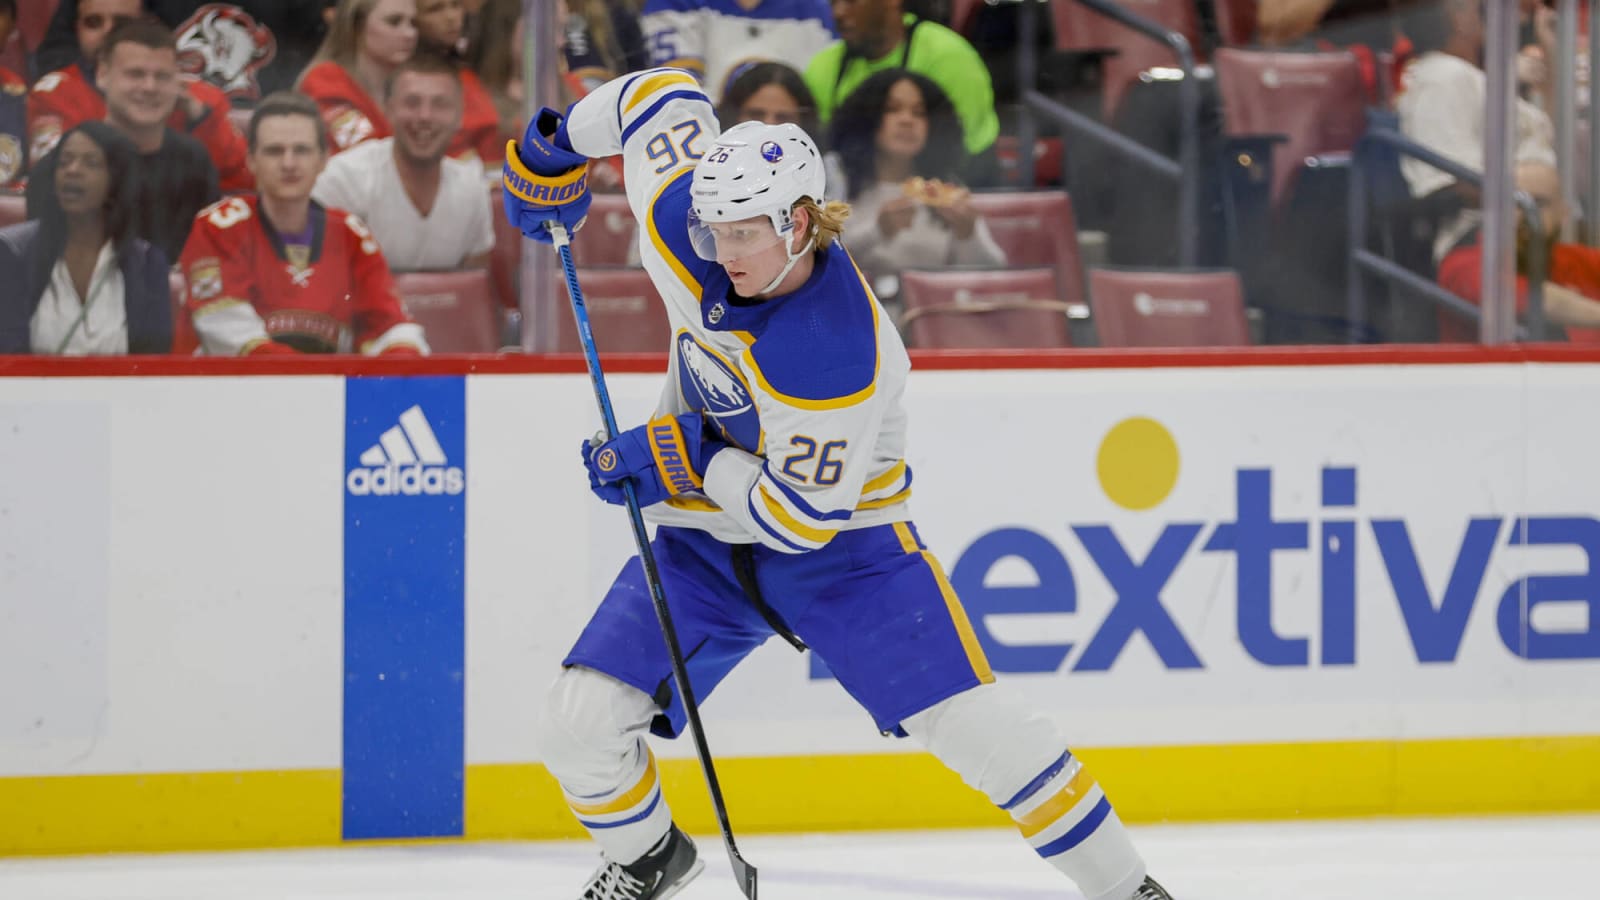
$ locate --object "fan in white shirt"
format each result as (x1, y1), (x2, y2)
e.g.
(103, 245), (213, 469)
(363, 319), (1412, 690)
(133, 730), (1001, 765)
(311, 52), (493, 272)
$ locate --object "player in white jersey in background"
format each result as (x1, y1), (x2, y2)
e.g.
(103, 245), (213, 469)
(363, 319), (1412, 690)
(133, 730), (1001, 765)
(500, 67), (1181, 900)
(640, 0), (835, 102)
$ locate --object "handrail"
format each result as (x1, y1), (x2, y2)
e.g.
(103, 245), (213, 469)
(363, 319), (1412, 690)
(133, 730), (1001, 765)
(1015, 0), (1201, 266)
(1348, 125), (1546, 342)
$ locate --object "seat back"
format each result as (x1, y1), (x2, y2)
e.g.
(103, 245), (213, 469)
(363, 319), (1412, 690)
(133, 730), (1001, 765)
(570, 193), (637, 267)
(1088, 267), (1249, 346)
(550, 267), (671, 353)
(1052, 0), (1202, 118)
(1213, 48), (1368, 205)
(394, 269), (503, 353)
(0, 192), (24, 227)
(898, 268), (1072, 348)
(1211, 0), (1257, 46)
(487, 182), (523, 308)
(967, 190), (1085, 299)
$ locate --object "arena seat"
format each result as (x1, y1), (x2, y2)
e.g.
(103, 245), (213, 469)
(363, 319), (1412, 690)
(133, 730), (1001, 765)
(967, 189), (1086, 300)
(549, 267), (670, 353)
(1211, 0), (1258, 46)
(1087, 266), (1249, 346)
(1213, 48), (1368, 206)
(487, 182), (522, 308)
(1051, 0), (1204, 119)
(898, 267), (1073, 349)
(0, 192), (24, 227)
(394, 269), (503, 353)
(570, 193), (637, 267)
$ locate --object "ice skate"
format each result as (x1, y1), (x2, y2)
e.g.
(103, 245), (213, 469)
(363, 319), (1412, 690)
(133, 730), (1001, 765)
(577, 826), (703, 900)
(1132, 875), (1175, 899)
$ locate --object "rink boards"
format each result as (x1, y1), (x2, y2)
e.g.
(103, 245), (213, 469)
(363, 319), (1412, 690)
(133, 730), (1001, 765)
(2, 348), (1599, 855)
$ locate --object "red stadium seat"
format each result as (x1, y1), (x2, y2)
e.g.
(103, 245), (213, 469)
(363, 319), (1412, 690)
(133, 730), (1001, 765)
(1213, 48), (1368, 206)
(1212, 0), (1258, 46)
(949, 0), (985, 34)
(487, 182), (522, 308)
(17, 0), (57, 54)
(966, 190), (1086, 300)
(549, 267), (671, 353)
(993, 134), (1066, 188)
(570, 192), (637, 267)
(394, 269), (503, 353)
(1052, 0), (1203, 119)
(1087, 267), (1249, 347)
(898, 268), (1073, 349)
(0, 192), (24, 227)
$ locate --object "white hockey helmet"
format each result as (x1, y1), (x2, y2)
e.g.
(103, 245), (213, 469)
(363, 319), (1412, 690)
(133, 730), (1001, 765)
(687, 121), (826, 264)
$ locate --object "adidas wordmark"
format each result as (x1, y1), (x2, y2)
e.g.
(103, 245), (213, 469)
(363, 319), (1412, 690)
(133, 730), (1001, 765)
(347, 405), (465, 496)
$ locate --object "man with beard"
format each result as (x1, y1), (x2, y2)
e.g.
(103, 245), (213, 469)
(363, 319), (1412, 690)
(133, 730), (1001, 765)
(180, 91), (427, 356)
(311, 53), (493, 272)
(27, 0), (252, 191)
(28, 19), (219, 263)
(36, 0), (332, 102)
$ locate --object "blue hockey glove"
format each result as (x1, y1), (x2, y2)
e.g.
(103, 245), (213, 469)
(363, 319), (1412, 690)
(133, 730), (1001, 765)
(582, 413), (727, 508)
(502, 107), (592, 244)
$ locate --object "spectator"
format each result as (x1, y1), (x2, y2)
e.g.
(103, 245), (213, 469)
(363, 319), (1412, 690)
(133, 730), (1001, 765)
(1396, 0), (1555, 264)
(0, 122), (171, 355)
(1393, 0), (1600, 339)
(563, 0), (650, 95)
(180, 92), (427, 355)
(829, 68), (1003, 305)
(718, 60), (819, 135)
(414, 0), (501, 167)
(1436, 161), (1600, 340)
(804, 0), (998, 176)
(464, 0), (528, 141)
(29, 19), (220, 263)
(1515, 0), (1557, 110)
(28, 6), (252, 192)
(0, 0), (24, 186)
(38, 1), (333, 100)
(298, 0), (418, 153)
(642, 0), (834, 102)
(311, 53), (494, 271)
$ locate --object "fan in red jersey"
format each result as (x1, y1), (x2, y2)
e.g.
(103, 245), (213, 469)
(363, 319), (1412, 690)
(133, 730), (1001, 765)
(296, 0), (417, 154)
(178, 91), (427, 356)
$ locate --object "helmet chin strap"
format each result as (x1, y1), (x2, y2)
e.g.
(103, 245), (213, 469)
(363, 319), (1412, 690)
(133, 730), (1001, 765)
(756, 232), (814, 297)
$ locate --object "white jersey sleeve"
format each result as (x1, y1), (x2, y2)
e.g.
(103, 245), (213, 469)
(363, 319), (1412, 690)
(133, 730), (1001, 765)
(561, 67), (720, 227)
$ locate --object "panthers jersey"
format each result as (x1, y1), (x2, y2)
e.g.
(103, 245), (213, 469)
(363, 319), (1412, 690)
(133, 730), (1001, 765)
(563, 68), (912, 553)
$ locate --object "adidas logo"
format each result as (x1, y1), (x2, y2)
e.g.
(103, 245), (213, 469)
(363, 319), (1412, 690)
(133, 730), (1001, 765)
(346, 404), (465, 497)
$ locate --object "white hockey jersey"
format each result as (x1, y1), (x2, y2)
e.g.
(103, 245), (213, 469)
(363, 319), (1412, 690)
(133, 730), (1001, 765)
(562, 68), (913, 553)
(640, 0), (836, 103)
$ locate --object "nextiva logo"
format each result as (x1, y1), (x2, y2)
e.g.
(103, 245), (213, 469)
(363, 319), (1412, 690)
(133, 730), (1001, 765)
(346, 404), (464, 496)
(817, 416), (1600, 679)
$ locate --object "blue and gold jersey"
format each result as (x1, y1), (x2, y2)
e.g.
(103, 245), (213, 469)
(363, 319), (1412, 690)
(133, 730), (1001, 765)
(563, 68), (913, 552)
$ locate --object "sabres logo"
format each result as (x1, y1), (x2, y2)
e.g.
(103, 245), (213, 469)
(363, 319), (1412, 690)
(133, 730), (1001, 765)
(760, 141), (783, 163)
(596, 448), (619, 473)
(708, 302), (725, 325)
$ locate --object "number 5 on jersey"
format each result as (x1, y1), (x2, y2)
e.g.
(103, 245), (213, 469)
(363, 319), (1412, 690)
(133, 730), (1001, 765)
(781, 437), (846, 485)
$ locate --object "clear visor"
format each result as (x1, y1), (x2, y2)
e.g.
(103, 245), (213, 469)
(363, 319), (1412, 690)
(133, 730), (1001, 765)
(687, 210), (788, 262)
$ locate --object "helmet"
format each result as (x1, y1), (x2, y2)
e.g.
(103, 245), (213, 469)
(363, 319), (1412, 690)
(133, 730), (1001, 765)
(688, 121), (826, 262)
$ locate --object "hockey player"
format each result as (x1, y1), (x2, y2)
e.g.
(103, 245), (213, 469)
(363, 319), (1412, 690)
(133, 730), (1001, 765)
(179, 91), (427, 356)
(501, 67), (1178, 900)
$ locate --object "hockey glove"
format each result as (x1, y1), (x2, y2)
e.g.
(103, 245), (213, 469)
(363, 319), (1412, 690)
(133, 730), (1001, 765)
(502, 107), (592, 245)
(582, 413), (727, 508)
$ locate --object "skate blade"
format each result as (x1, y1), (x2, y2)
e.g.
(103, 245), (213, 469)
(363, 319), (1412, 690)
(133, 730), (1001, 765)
(656, 857), (705, 899)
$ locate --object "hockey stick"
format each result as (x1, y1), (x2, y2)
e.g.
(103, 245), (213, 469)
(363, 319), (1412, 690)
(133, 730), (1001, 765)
(547, 221), (759, 900)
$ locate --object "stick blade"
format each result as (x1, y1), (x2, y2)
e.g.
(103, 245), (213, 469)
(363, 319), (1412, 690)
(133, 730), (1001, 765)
(728, 851), (757, 899)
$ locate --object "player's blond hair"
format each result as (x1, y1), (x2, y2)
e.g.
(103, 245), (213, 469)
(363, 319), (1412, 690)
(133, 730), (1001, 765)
(797, 198), (851, 251)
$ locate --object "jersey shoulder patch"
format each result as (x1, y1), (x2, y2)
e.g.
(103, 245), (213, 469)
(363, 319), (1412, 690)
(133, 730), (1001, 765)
(745, 245), (879, 406)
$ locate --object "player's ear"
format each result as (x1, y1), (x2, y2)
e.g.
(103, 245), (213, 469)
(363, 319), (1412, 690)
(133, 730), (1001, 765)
(790, 203), (810, 252)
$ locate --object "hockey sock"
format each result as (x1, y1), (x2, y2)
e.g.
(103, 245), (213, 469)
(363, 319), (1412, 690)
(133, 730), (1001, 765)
(563, 741), (674, 865)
